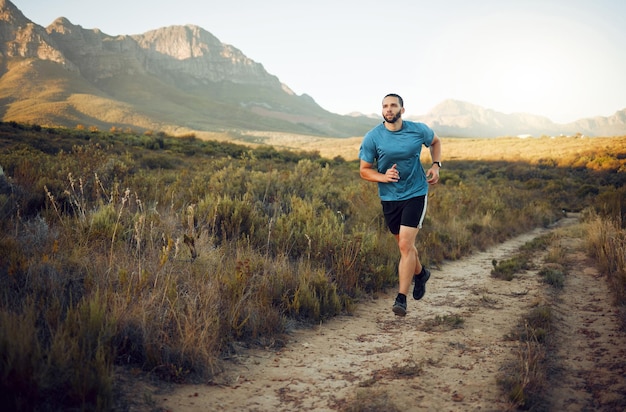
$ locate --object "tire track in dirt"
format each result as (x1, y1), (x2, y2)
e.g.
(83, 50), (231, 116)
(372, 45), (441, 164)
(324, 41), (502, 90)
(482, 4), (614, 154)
(153, 216), (626, 411)
(549, 235), (626, 411)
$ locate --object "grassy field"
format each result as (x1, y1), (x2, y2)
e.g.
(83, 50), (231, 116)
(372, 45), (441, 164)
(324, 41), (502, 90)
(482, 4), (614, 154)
(208, 129), (626, 166)
(0, 122), (624, 410)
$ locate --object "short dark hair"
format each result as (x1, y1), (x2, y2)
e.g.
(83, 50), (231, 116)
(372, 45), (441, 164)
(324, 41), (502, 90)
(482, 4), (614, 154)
(384, 93), (404, 108)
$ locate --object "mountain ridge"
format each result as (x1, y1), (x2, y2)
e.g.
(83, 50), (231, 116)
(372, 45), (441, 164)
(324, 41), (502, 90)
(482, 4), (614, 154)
(409, 99), (626, 137)
(1, 0), (624, 138)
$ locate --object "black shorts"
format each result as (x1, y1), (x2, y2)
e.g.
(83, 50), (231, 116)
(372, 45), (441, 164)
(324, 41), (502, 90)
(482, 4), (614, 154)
(381, 195), (428, 235)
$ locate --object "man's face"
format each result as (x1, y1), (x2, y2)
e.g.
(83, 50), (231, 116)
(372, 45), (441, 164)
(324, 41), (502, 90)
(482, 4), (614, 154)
(382, 96), (404, 123)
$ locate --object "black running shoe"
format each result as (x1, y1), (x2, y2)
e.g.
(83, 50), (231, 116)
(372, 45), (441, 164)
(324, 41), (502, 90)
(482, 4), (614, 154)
(392, 298), (407, 317)
(413, 268), (431, 300)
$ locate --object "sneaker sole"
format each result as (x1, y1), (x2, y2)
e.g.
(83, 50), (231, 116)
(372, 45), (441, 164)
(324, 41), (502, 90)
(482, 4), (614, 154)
(392, 305), (407, 317)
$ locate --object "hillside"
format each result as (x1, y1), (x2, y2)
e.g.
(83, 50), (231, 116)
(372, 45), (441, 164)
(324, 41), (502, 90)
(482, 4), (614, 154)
(0, 0), (376, 137)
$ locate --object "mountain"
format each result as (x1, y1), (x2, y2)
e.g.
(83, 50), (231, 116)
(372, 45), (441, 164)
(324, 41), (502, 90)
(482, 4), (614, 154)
(0, 0), (624, 138)
(569, 110), (626, 137)
(0, 0), (376, 137)
(408, 99), (626, 138)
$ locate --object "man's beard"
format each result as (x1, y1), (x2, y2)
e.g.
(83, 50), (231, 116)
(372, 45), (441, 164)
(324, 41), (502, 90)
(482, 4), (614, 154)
(384, 111), (402, 124)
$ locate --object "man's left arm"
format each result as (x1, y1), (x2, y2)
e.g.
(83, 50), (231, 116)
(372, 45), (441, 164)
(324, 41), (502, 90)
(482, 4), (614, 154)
(426, 134), (442, 184)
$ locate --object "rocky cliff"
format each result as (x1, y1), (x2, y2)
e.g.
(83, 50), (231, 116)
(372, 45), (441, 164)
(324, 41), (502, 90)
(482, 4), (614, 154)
(43, 19), (280, 88)
(0, 0), (75, 70)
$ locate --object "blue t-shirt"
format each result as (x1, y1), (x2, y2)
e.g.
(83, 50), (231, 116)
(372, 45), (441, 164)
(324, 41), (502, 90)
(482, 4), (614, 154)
(359, 121), (435, 201)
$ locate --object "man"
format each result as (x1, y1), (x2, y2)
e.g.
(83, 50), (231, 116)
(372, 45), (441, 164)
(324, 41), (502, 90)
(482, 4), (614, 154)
(359, 93), (442, 316)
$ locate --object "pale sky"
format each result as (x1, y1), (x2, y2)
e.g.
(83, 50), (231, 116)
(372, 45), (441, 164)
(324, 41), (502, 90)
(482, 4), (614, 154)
(14, 0), (626, 123)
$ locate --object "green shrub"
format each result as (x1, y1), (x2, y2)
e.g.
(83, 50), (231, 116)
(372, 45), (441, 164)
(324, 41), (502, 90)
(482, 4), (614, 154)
(538, 265), (565, 289)
(491, 254), (532, 281)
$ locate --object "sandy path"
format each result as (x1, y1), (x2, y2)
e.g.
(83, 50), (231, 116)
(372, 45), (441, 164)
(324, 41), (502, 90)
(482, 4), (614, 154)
(152, 216), (626, 411)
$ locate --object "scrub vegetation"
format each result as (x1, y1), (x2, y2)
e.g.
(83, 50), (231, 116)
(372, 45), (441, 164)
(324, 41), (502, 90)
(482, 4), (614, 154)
(0, 121), (624, 410)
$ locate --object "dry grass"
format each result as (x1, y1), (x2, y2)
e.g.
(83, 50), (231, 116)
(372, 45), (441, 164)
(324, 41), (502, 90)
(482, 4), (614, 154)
(0, 122), (624, 410)
(340, 388), (401, 412)
(499, 319), (550, 409)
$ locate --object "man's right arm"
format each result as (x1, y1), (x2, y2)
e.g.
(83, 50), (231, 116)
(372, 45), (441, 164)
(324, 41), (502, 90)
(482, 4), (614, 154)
(360, 160), (399, 183)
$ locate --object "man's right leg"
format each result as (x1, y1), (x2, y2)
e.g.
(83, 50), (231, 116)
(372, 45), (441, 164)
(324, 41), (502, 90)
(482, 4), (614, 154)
(396, 226), (419, 296)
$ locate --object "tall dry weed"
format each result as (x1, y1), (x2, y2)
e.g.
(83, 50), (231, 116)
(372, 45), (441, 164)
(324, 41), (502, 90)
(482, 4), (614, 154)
(584, 211), (626, 311)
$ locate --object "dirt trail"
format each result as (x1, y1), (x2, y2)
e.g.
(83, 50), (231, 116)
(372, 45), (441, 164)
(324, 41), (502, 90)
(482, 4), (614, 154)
(152, 216), (626, 411)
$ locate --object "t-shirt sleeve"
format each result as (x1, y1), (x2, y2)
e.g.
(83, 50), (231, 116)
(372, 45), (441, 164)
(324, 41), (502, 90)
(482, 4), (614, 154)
(359, 134), (376, 164)
(421, 123), (435, 147)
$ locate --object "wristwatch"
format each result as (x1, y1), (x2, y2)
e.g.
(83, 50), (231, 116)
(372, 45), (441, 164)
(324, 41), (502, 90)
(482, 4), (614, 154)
(432, 161), (442, 168)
